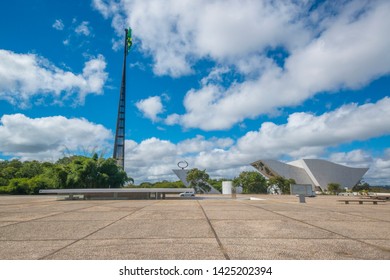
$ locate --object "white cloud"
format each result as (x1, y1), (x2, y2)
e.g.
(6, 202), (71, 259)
(124, 138), (178, 182)
(123, 135), (238, 183)
(177, 135), (233, 155)
(124, 98), (390, 184)
(92, 0), (121, 19)
(329, 150), (372, 168)
(0, 114), (112, 161)
(52, 19), (64, 30)
(0, 50), (108, 107)
(164, 113), (180, 126)
(93, 0), (310, 77)
(329, 149), (390, 186)
(135, 96), (164, 122)
(75, 21), (91, 36)
(236, 97), (390, 158)
(367, 149), (390, 185)
(1, 98), (389, 185)
(172, 0), (390, 130)
(94, 0), (390, 130)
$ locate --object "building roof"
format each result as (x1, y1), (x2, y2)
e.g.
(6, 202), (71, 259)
(251, 159), (369, 191)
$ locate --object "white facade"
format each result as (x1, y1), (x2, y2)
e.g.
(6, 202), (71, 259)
(251, 159), (368, 191)
(222, 181), (233, 194)
(221, 181), (242, 194)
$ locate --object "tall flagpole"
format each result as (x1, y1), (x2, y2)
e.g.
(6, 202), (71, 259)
(113, 28), (129, 169)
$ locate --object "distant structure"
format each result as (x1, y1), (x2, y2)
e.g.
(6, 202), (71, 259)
(113, 28), (132, 169)
(172, 161), (221, 194)
(172, 169), (190, 187)
(251, 159), (368, 192)
(173, 161), (190, 186)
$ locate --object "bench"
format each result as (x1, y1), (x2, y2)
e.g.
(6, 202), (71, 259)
(338, 199), (386, 205)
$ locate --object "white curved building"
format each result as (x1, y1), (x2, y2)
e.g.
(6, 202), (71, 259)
(251, 159), (368, 191)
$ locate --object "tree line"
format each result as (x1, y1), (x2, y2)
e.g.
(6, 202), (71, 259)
(3, 160), (381, 195)
(185, 169), (381, 195)
(0, 154), (131, 194)
(186, 168), (295, 194)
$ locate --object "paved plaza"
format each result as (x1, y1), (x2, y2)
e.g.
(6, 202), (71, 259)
(0, 194), (389, 260)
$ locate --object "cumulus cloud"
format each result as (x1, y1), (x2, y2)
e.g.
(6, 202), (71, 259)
(367, 149), (390, 185)
(236, 97), (390, 157)
(124, 136), (236, 183)
(0, 114), (112, 161)
(94, 0), (310, 76)
(173, 0), (390, 130)
(94, 0), (390, 130)
(329, 150), (372, 168)
(1, 97), (389, 184)
(0, 50), (108, 107)
(124, 97), (390, 184)
(329, 149), (390, 186)
(135, 96), (164, 122)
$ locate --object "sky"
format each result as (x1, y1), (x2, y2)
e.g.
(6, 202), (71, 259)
(0, 0), (389, 185)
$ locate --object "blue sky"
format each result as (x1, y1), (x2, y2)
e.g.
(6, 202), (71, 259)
(0, 0), (389, 185)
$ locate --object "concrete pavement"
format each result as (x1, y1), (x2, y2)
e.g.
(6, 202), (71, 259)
(0, 194), (389, 259)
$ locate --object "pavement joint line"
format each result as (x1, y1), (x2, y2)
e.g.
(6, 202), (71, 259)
(197, 200), (230, 260)
(245, 198), (390, 223)
(240, 200), (390, 254)
(1, 196), (389, 259)
(0, 200), (127, 229)
(3, 236), (359, 242)
(293, 204), (390, 224)
(38, 202), (156, 260)
(273, 198), (390, 224)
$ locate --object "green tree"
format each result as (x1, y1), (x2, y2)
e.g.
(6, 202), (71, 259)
(327, 182), (342, 194)
(0, 155), (132, 193)
(8, 178), (30, 194)
(1, 166), (19, 180)
(186, 168), (211, 193)
(28, 175), (53, 194)
(97, 157), (130, 188)
(208, 178), (224, 193)
(0, 177), (8, 187)
(139, 182), (153, 188)
(233, 171), (267, 194)
(153, 180), (185, 188)
(352, 181), (370, 192)
(16, 161), (43, 178)
(268, 176), (296, 194)
(61, 156), (130, 188)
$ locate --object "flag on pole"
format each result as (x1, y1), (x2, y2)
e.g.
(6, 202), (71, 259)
(126, 28), (132, 54)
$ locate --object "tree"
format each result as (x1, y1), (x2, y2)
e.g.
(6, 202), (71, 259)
(96, 157), (130, 188)
(61, 156), (130, 188)
(16, 161), (43, 178)
(352, 180), (370, 192)
(208, 178), (224, 193)
(8, 178), (30, 194)
(186, 168), (211, 193)
(268, 176), (296, 194)
(0, 155), (131, 193)
(152, 180), (185, 188)
(233, 171), (267, 194)
(28, 175), (53, 194)
(327, 182), (342, 194)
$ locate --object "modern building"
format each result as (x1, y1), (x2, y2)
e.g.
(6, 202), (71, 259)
(251, 159), (368, 192)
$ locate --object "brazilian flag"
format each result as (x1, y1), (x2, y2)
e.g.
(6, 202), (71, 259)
(126, 28), (132, 54)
